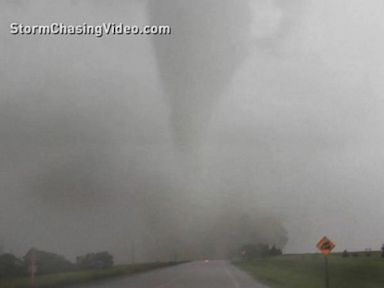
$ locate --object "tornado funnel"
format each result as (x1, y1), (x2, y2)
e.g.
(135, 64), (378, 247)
(148, 0), (253, 151)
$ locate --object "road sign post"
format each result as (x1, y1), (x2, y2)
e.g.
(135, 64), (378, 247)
(28, 250), (37, 288)
(324, 254), (329, 288)
(316, 236), (335, 288)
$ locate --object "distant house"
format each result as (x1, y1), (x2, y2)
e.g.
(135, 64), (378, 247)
(23, 248), (74, 275)
(76, 251), (113, 269)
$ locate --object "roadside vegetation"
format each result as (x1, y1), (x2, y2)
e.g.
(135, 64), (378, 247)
(236, 252), (384, 288)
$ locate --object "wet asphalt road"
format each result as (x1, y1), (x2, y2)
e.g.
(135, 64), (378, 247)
(72, 260), (269, 288)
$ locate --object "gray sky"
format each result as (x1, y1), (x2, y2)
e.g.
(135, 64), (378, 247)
(1, 0), (384, 262)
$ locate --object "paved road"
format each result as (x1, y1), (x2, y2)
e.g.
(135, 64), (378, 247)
(73, 261), (269, 288)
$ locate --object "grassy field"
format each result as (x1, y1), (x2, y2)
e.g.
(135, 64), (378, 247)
(0, 262), (183, 288)
(235, 252), (384, 288)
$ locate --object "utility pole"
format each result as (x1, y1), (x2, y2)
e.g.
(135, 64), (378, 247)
(173, 250), (178, 262)
(29, 249), (37, 288)
(131, 241), (135, 264)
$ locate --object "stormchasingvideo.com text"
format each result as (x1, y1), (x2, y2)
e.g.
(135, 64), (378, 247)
(10, 22), (172, 37)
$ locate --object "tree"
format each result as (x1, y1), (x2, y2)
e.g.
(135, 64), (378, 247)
(23, 248), (74, 275)
(76, 251), (113, 269)
(241, 244), (269, 259)
(269, 245), (282, 256)
(0, 253), (24, 277)
(381, 244), (384, 258)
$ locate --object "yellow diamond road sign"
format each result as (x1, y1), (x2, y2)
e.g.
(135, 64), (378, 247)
(316, 236), (335, 255)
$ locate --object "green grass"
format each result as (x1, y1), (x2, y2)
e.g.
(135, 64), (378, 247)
(235, 253), (384, 288)
(0, 262), (183, 288)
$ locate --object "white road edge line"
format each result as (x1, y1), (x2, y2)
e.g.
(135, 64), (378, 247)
(224, 265), (241, 288)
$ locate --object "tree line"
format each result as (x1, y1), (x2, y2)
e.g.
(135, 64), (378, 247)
(341, 244), (384, 258)
(0, 248), (113, 278)
(239, 243), (283, 260)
